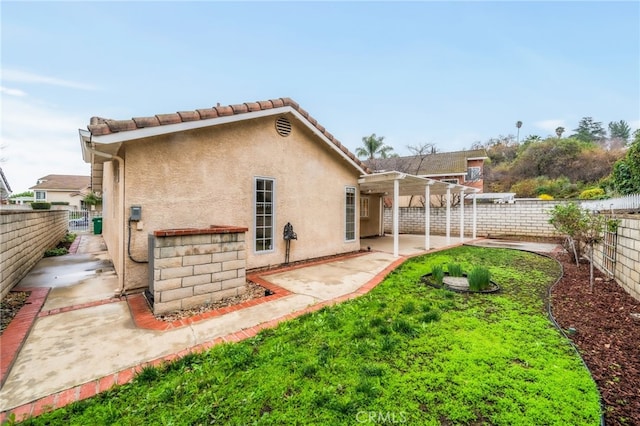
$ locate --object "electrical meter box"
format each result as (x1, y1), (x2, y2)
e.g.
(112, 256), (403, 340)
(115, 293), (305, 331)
(130, 205), (142, 221)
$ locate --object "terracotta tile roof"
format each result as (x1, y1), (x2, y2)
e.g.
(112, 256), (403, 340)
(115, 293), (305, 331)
(367, 149), (488, 176)
(29, 175), (91, 191)
(87, 97), (370, 173)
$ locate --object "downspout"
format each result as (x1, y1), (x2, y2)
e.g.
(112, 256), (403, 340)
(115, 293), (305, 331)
(84, 142), (126, 296)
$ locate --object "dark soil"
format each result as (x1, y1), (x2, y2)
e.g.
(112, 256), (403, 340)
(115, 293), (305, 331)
(0, 291), (29, 335)
(551, 252), (640, 426)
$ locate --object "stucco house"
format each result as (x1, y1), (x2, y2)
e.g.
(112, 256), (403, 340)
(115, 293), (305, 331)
(29, 175), (91, 209)
(79, 98), (479, 313)
(368, 149), (488, 206)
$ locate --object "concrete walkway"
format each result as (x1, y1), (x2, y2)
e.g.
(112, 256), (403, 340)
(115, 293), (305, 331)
(0, 233), (561, 421)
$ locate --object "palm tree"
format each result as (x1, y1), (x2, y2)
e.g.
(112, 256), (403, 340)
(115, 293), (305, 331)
(356, 134), (395, 159)
(516, 121), (523, 143)
(555, 126), (565, 138)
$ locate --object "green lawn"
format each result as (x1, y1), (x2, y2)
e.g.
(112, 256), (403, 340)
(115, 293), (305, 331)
(22, 246), (600, 425)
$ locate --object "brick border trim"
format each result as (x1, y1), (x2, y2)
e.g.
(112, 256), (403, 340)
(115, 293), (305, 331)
(0, 287), (50, 387)
(0, 244), (466, 423)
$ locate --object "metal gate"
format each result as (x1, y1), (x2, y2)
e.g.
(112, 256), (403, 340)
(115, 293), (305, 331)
(68, 209), (90, 232)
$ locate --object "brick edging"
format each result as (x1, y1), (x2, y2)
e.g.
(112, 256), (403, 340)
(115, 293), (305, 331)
(0, 245), (464, 423)
(0, 288), (50, 388)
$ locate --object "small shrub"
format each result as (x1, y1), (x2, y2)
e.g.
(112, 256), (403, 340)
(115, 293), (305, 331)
(538, 193), (554, 200)
(447, 263), (463, 277)
(578, 188), (605, 200)
(420, 310), (441, 323)
(44, 247), (68, 257)
(431, 265), (445, 285)
(51, 201), (70, 205)
(31, 202), (51, 210)
(467, 266), (491, 291)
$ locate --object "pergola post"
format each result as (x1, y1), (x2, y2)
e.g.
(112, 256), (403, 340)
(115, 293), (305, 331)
(425, 183), (431, 251)
(472, 192), (477, 239)
(393, 178), (399, 257)
(446, 186), (451, 245)
(459, 189), (465, 241)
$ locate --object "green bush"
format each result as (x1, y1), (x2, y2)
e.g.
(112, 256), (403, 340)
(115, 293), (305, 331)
(447, 263), (463, 277)
(431, 265), (444, 285)
(44, 247), (68, 257)
(468, 266), (491, 291)
(51, 201), (70, 205)
(31, 202), (51, 210)
(578, 187), (605, 200)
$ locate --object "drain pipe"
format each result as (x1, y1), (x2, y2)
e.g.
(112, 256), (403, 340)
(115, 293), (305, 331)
(84, 142), (126, 296)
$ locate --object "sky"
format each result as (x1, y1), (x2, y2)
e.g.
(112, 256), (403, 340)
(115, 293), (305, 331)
(1, 1), (639, 193)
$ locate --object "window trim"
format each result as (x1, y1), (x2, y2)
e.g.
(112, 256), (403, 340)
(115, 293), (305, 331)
(360, 196), (370, 219)
(345, 186), (357, 242)
(254, 177), (276, 254)
(35, 190), (46, 201)
(466, 166), (481, 182)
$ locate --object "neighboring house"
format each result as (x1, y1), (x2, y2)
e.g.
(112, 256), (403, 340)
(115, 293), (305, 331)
(0, 167), (11, 204)
(367, 149), (489, 206)
(29, 175), (91, 209)
(79, 97), (478, 296)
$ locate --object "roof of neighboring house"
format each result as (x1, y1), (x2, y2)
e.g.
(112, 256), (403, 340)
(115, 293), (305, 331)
(83, 97), (370, 174)
(366, 149), (488, 176)
(0, 167), (11, 195)
(29, 175), (91, 191)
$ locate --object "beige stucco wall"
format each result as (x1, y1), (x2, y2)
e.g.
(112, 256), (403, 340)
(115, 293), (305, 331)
(100, 160), (122, 288)
(107, 114), (361, 291)
(41, 191), (84, 209)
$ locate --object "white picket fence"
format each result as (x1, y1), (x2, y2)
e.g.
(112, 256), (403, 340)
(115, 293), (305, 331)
(580, 193), (640, 213)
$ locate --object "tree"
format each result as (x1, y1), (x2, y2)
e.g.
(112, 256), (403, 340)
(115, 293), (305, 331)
(608, 120), (631, 142)
(555, 127), (565, 138)
(572, 117), (605, 143)
(355, 134), (395, 160)
(611, 129), (640, 194)
(548, 203), (609, 291)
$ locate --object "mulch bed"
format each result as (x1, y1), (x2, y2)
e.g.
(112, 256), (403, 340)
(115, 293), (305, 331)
(0, 291), (29, 335)
(551, 252), (640, 426)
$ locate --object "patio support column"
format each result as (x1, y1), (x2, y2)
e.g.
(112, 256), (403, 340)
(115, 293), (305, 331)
(393, 178), (400, 257)
(425, 183), (431, 251)
(459, 189), (465, 241)
(472, 193), (477, 239)
(446, 186), (451, 245)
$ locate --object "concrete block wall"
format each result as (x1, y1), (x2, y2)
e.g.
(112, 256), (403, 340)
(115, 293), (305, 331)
(0, 210), (68, 299)
(384, 200), (563, 238)
(150, 226), (248, 315)
(592, 215), (640, 301)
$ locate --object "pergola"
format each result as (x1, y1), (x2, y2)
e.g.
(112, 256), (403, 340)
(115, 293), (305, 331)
(358, 171), (481, 257)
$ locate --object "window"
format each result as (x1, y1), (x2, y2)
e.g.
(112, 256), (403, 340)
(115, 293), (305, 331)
(466, 167), (481, 182)
(345, 187), (356, 241)
(441, 179), (459, 184)
(35, 191), (46, 201)
(360, 197), (370, 218)
(255, 178), (275, 252)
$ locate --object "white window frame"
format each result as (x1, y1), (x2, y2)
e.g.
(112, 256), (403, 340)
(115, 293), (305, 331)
(345, 186), (356, 242)
(466, 167), (481, 182)
(254, 177), (276, 254)
(35, 190), (46, 201)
